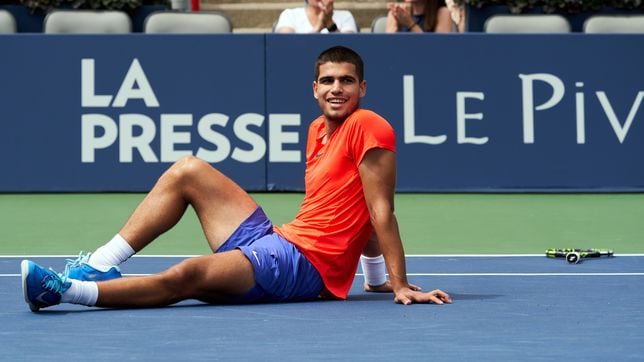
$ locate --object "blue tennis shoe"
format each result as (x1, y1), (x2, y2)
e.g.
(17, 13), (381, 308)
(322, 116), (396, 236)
(21, 260), (70, 312)
(64, 252), (122, 281)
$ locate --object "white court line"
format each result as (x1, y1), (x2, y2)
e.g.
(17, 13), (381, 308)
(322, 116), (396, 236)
(4, 255), (642, 278)
(0, 255), (200, 258)
(404, 272), (644, 276)
(2, 254), (644, 258)
(4, 272), (644, 278)
(407, 254), (644, 257)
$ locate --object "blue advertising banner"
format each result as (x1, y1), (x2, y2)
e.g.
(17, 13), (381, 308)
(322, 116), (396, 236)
(0, 34), (643, 192)
(267, 34), (644, 191)
(0, 35), (266, 191)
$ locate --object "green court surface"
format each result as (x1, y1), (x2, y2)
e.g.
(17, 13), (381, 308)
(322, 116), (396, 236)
(1, 193), (642, 255)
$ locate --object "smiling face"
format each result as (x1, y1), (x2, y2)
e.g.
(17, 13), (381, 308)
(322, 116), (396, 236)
(313, 62), (366, 123)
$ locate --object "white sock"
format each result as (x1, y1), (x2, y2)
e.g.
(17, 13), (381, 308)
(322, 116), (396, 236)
(360, 255), (387, 287)
(61, 280), (99, 306)
(88, 234), (135, 270)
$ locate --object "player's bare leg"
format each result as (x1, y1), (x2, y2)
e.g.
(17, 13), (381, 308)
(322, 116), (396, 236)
(21, 156), (260, 311)
(119, 155), (258, 252)
(95, 251), (255, 308)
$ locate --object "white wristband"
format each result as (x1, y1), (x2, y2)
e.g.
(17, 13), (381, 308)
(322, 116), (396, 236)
(360, 255), (387, 286)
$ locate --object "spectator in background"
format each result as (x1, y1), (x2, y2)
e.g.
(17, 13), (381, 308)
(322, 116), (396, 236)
(386, 0), (452, 33)
(275, 0), (357, 33)
(445, 0), (466, 32)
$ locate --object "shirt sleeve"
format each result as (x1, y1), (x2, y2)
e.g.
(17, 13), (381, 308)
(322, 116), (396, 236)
(275, 8), (295, 31)
(348, 111), (396, 167)
(333, 10), (358, 32)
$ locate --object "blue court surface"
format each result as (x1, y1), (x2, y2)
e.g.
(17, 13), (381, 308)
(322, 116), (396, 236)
(2, 255), (643, 361)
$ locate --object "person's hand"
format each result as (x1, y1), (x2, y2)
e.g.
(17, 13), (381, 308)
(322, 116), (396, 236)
(364, 280), (421, 293)
(394, 288), (452, 305)
(385, 5), (399, 32)
(389, 3), (415, 29)
(314, 0), (336, 31)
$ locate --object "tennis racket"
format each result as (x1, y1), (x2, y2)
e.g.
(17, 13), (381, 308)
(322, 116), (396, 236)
(545, 248), (614, 264)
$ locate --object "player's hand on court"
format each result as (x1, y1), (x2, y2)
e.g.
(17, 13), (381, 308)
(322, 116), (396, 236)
(394, 288), (452, 305)
(364, 280), (421, 293)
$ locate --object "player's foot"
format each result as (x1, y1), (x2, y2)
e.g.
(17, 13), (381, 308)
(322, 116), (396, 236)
(21, 260), (71, 312)
(64, 252), (122, 281)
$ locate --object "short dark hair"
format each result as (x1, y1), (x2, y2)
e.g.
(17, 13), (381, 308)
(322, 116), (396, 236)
(314, 46), (364, 82)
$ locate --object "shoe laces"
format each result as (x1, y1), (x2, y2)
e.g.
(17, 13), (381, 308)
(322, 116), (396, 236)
(42, 269), (69, 294)
(61, 251), (90, 279)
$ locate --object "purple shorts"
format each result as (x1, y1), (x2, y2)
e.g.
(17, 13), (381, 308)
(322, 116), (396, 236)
(216, 207), (323, 303)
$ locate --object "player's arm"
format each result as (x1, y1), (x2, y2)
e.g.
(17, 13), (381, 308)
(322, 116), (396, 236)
(361, 232), (421, 293)
(361, 232), (388, 291)
(358, 148), (451, 305)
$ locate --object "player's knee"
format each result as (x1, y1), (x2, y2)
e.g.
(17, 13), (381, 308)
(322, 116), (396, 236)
(159, 261), (201, 301)
(168, 156), (211, 185)
(175, 155), (209, 175)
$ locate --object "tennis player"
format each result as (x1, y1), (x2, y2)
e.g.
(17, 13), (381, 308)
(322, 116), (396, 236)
(21, 46), (451, 311)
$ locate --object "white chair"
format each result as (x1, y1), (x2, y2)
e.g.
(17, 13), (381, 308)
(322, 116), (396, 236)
(371, 15), (387, 33)
(0, 9), (17, 33)
(144, 11), (233, 33)
(484, 14), (571, 33)
(584, 15), (644, 33)
(44, 10), (132, 33)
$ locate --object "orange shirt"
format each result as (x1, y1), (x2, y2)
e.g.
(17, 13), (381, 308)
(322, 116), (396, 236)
(274, 109), (396, 299)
